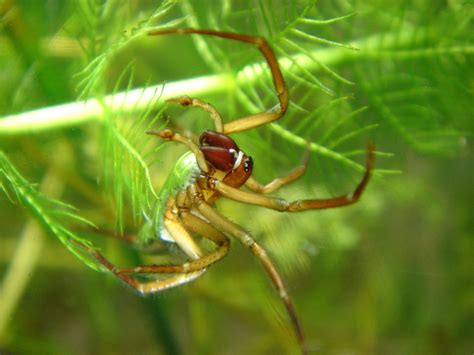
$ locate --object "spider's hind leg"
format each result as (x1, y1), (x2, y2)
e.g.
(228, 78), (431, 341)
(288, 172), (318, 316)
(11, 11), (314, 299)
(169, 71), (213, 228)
(69, 236), (206, 294)
(189, 196), (308, 354)
(119, 208), (230, 276)
(70, 197), (231, 294)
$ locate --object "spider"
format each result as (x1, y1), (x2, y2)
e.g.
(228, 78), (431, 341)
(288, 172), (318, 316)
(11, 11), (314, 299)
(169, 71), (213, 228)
(74, 28), (375, 354)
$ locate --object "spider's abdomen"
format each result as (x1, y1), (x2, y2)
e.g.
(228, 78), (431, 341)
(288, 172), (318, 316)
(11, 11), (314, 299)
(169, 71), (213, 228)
(139, 152), (200, 245)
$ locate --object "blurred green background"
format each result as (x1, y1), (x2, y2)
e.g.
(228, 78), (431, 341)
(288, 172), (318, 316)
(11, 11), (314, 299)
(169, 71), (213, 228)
(0, 1), (472, 354)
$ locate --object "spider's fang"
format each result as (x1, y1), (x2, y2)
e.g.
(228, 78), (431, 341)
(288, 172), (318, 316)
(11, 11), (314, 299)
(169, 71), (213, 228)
(232, 150), (244, 170)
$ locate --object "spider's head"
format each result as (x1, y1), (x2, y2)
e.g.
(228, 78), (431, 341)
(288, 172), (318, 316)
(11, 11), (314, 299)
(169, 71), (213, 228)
(199, 130), (253, 187)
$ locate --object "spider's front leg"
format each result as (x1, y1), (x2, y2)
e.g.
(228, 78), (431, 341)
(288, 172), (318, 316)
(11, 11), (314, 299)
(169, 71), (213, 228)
(215, 142), (375, 212)
(245, 143), (311, 194)
(149, 28), (288, 134)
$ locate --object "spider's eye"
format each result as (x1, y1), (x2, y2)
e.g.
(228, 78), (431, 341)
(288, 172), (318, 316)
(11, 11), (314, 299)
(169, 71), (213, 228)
(244, 156), (253, 172)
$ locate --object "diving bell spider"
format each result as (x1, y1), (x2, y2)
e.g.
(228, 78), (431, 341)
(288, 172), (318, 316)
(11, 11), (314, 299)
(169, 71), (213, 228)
(74, 28), (375, 354)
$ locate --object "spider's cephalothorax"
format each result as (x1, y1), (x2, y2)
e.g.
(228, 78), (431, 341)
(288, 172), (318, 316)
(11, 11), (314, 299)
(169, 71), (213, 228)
(75, 28), (376, 355)
(199, 130), (253, 188)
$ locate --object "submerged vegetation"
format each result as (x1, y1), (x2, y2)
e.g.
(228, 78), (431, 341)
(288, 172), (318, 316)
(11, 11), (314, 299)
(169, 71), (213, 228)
(0, 1), (472, 354)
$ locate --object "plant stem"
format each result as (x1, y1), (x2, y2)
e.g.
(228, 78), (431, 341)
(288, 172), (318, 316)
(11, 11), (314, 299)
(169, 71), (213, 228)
(0, 74), (233, 135)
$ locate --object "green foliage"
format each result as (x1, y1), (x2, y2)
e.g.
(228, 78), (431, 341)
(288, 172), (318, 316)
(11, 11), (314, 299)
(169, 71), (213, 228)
(349, 3), (473, 156)
(0, 0), (472, 354)
(101, 64), (166, 232)
(0, 152), (103, 272)
(77, 0), (181, 99)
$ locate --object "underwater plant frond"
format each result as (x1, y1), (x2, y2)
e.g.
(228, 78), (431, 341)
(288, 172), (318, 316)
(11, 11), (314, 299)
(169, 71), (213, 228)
(0, 152), (105, 272)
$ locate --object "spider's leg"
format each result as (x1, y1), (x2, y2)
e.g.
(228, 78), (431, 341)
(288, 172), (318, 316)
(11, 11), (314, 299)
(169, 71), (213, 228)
(167, 96), (223, 132)
(69, 235), (205, 294)
(146, 128), (209, 172)
(67, 196), (214, 293)
(77, 226), (138, 244)
(118, 210), (230, 275)
(193, 199), (308, 355)
(149, 28), (288, 134)
(245, 143), (311, 193)
(216, 142), (375, 211)
(77, 224), (175, 255)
